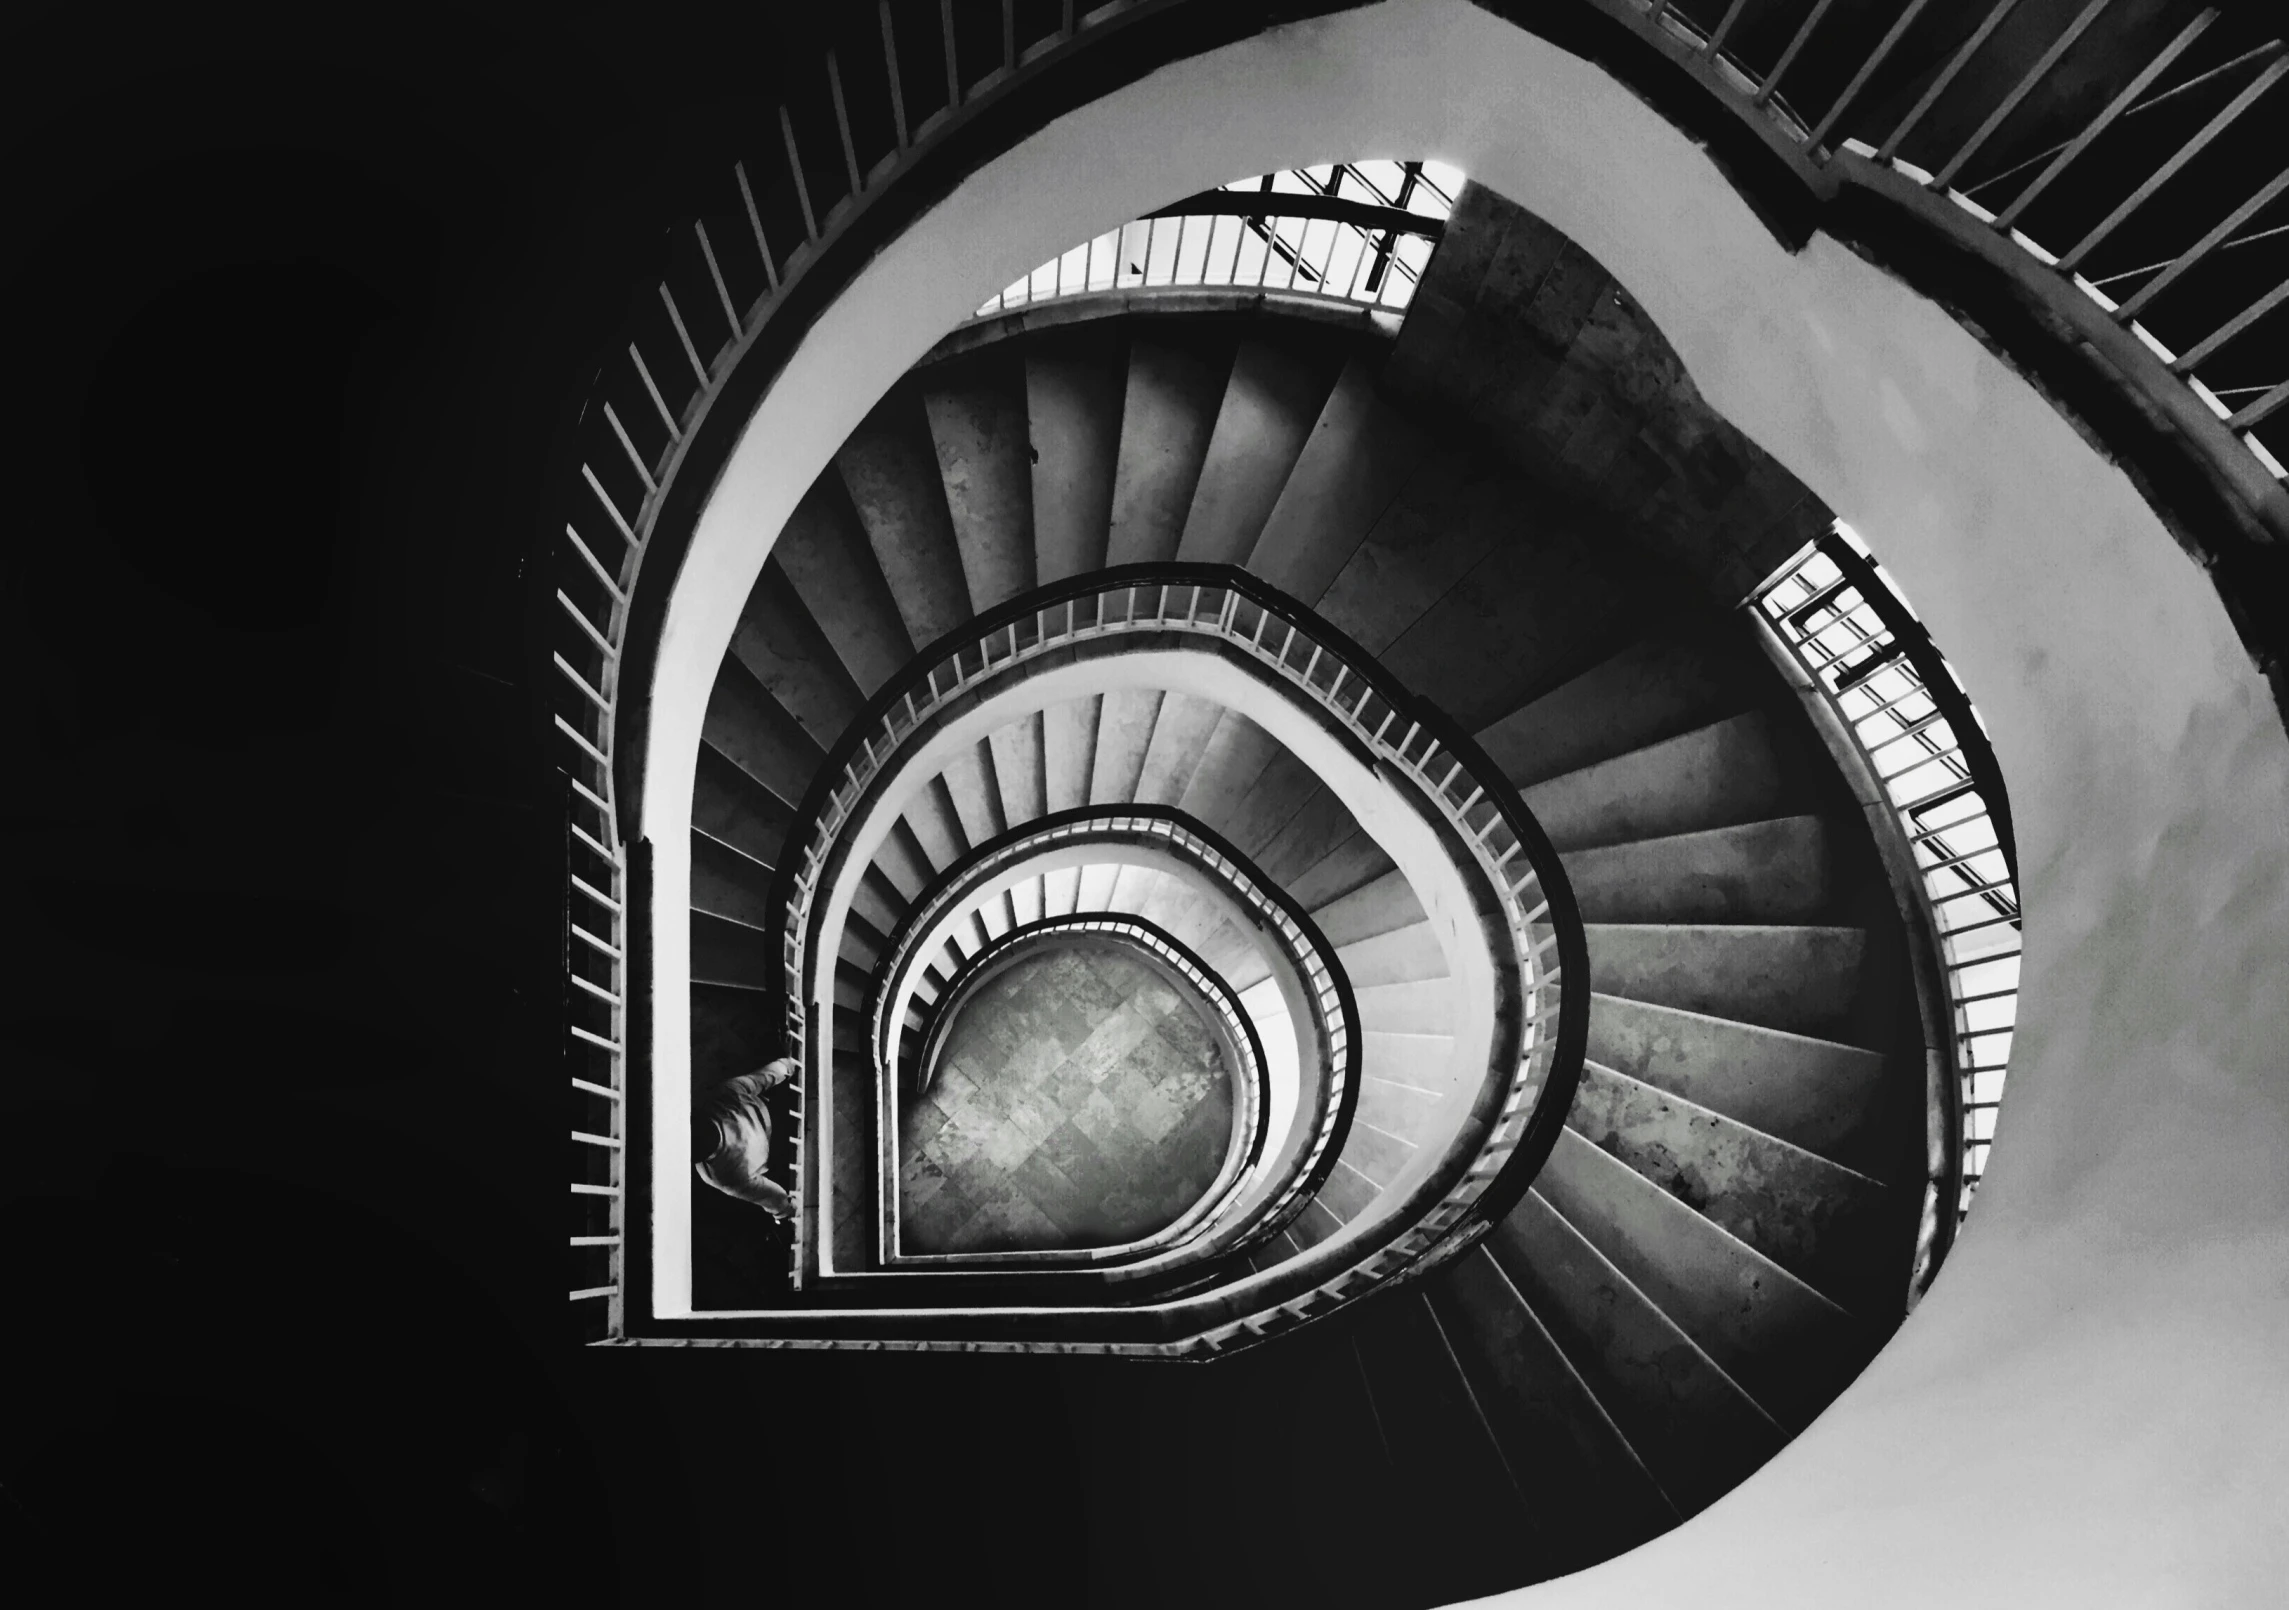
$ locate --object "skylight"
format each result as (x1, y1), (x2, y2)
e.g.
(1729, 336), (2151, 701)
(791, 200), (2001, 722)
(975, 161), (1464, 319)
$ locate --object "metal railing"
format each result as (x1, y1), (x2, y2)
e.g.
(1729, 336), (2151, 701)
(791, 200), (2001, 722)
(1579, 0), (2285, 481)
(972, 162), (1454, 319)
(1754, 524), (2020, 1256)
(890, 912), (1271, 1266)
(864, 809), (1347, 1268)
(777, 563), (1586, 1337)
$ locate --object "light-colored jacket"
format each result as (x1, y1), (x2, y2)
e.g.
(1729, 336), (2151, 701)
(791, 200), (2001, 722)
(695, 1057), (798, 1218)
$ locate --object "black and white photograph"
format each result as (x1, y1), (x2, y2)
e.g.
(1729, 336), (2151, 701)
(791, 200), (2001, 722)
(10, 1), (2287, 1604)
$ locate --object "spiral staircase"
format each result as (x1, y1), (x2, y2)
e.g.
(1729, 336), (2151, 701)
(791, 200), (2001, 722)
(548, 3), (2289, 1606)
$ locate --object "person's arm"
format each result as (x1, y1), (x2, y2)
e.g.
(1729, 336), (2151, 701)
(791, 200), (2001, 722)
(748, 1176), (795, 1220)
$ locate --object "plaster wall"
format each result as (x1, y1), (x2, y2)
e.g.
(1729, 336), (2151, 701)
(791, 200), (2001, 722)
(642, 4), (2289, 1597)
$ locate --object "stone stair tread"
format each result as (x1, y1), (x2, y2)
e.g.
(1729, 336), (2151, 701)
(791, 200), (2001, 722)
(1023, 326), (1124, 585)
(1106, 329), (1230, 566)
(769, 473), (916, 693)
(1175, 334), (1340, 566)
(726, 559), (869, 753)
(1583, 921), (1874, 1041)
(1568, 1059), (1900, 1314)
(836, 387), (973, 652)
(922, 353), (1037, 615)
(1489, 1189), (1786, 1518)
(1247, 354), (1429, 608)
(1429, 1245), (1679, 1569)
(1523, 709), (1798, 853)
(1586, 990), (1893, 1167)
(1561, 814), (1836, 924)
(1537, 1125), (1866, 1432)
(1474, 628), (1762, 791)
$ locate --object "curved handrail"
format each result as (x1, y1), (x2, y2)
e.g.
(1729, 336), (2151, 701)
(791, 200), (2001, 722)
(1749, 524), (2022, 1302)
(895, 913), (1270, 1266)
(778, 563), (1588, 1335)
(862, 805), (1355, 1267)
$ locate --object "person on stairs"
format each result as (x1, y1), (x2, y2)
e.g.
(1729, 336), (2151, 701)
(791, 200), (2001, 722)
(694, 1057), (798, 1220)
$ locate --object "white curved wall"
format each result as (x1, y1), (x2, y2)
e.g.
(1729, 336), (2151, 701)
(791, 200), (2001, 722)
(646, 3), (2289, 1598)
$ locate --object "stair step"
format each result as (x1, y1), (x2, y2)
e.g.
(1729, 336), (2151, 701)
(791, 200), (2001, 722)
(1568, 1059), (1900, 1315)
(986, 710), (1048, 832)
(693, 742), (796, 869)
(1376, 509), (1630, 734)
(1088, 688), (1162, 805)
(1475, 629), (1761, 790)
(1360, 1028), (1462, 1104)
(922, 354), (1037, 615)
(1352, 976), (1460, 1037)
(1042, 693), (1100, 814)
(1175, 335), (1338, 566)
(702, 657), (824, 809)
(690, 829), (774, 928)
(1428, 1245), (1678, 1571)
(836, 390), (972, 652)
(1489, 1189), (1785, 1518)
(868, 821), (936, 903)
(1310, 867), (1428, 949)
(727, 560), (868, 753)
(1336, 921), (1447, 988)
(1007, 874), (1043, 929)
(1587, 992), (1894, 1169)
(1282, 828), (1395, 915)
(1584, 923), (1872, 1041)
(846, 866), (906, 940)
(1311, 445), (1514, 656)
(770, 474), (915, 692)
(1561, 815), (1836, 924)
(900, 778), (971, 871)
(690, 980), (779, 1089)
(1106, 330), (1230, 566)
(1247, 355), (1428, 607)
(1249, 783), (1367, 891)
(1335, 1109), (1420, 1189)
(1349, 1292), (1535, 1605)
(1523, 710), (1799, 854)
(1202, 743), (1322, 860)
(1163, 708), (1271, 834)
(1129, 691), (1224, 808)
(936, 738), (1007, 849)
(1023, 327), (1124, 584)
(691, 908), (772, 991)
(1537, 1126), (1867, 1431)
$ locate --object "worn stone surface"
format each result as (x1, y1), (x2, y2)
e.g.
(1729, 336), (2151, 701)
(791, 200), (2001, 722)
(898, 944), (1235, 1254)
(1585, 990), (1891, 1166)
(1105, 331), (1229, 566)
(1560, 816), (1836, 926)
(1175, 335), (1338, 567)
(1584, 923), (1873, 1043)
(923, 353), (1037, 614)
(1565, 1059), (1896, 1315)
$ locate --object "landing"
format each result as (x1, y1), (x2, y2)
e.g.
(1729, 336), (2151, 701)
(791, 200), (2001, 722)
(897, 945), (1234, 1255)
